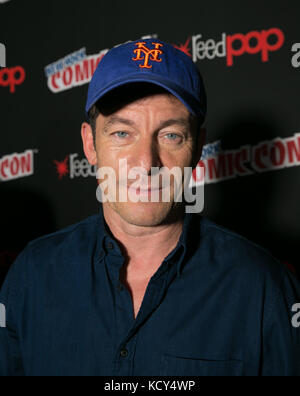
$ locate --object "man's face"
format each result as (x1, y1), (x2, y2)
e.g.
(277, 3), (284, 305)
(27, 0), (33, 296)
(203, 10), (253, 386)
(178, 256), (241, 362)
(83, 92), (201, 227)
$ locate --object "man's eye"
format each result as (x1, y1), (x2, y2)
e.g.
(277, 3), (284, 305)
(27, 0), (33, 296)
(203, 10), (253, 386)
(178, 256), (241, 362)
(165, 133), (181, 141)
(112, 132), (129, 138)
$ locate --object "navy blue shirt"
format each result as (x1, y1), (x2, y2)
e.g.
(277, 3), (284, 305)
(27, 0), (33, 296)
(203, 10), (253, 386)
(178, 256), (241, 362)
(1, 206), (300, 376)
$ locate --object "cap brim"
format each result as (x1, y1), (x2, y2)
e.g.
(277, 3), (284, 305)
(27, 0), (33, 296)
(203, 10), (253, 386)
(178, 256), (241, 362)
(86, 73), (205, 120)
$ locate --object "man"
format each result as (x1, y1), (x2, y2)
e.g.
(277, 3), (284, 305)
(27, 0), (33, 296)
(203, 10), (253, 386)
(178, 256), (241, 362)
(1, 39), (300, 376)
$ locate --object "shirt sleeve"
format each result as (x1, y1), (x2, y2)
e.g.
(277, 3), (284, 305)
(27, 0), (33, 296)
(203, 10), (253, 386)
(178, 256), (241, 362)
(0, 251), (26, 376)
(262, 265), (300, 376)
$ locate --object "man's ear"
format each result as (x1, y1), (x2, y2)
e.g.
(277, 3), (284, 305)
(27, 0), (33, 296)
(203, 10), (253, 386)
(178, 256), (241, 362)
(192, 127), (206, 169)
(81, 122), (97, 165)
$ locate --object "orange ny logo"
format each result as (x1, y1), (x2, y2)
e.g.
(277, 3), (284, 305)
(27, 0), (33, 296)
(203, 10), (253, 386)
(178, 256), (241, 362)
(132, 42), (163, 69)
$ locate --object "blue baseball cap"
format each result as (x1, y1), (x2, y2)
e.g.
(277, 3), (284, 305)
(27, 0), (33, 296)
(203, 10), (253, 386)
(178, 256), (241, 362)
(85, 38), (207, 123)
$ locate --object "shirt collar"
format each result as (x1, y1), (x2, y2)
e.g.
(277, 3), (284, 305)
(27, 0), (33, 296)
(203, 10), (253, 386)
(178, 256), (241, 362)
(172, 210), (196, 276)
(97, 204), (198, 277)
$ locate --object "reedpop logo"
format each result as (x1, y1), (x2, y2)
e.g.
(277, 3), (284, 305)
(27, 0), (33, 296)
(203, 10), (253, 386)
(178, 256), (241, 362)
(0, 40), (26, 94)
(175, 28), (285, 67)
(96, 159), (205, 214)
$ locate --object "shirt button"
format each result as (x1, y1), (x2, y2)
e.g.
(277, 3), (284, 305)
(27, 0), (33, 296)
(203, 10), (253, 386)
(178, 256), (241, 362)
(120, 349), (128, 358)
(117, 284), (124, 292)
(107, 242), (114, 250)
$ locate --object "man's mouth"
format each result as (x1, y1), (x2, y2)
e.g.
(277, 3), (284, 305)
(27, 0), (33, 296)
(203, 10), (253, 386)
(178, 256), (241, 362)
(127, 185), (164, 195)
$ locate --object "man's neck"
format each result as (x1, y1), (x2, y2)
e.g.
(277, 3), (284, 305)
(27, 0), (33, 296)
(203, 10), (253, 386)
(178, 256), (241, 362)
(102, 204), (185, 271)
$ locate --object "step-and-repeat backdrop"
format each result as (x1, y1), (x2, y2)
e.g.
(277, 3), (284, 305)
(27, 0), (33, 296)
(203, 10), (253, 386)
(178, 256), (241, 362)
(1, 0), (300, 285)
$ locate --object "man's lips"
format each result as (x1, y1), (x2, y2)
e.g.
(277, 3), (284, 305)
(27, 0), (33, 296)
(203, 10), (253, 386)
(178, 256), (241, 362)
(118, 182), (165, 190)
(127, 185), (164, 193)
(117, 180), (172, 195)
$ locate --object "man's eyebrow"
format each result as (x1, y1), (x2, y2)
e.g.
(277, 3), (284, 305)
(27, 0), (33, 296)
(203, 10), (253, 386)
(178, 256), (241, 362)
(157, 119), (190, 130)
(103, 117), (190, 133)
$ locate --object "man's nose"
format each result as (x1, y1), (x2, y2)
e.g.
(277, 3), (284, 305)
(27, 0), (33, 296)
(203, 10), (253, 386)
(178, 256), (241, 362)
(133, 138), (162, 173)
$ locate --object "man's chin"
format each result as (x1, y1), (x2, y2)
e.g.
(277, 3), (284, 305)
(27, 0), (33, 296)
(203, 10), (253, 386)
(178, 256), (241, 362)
(110, 201), (175, 227)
